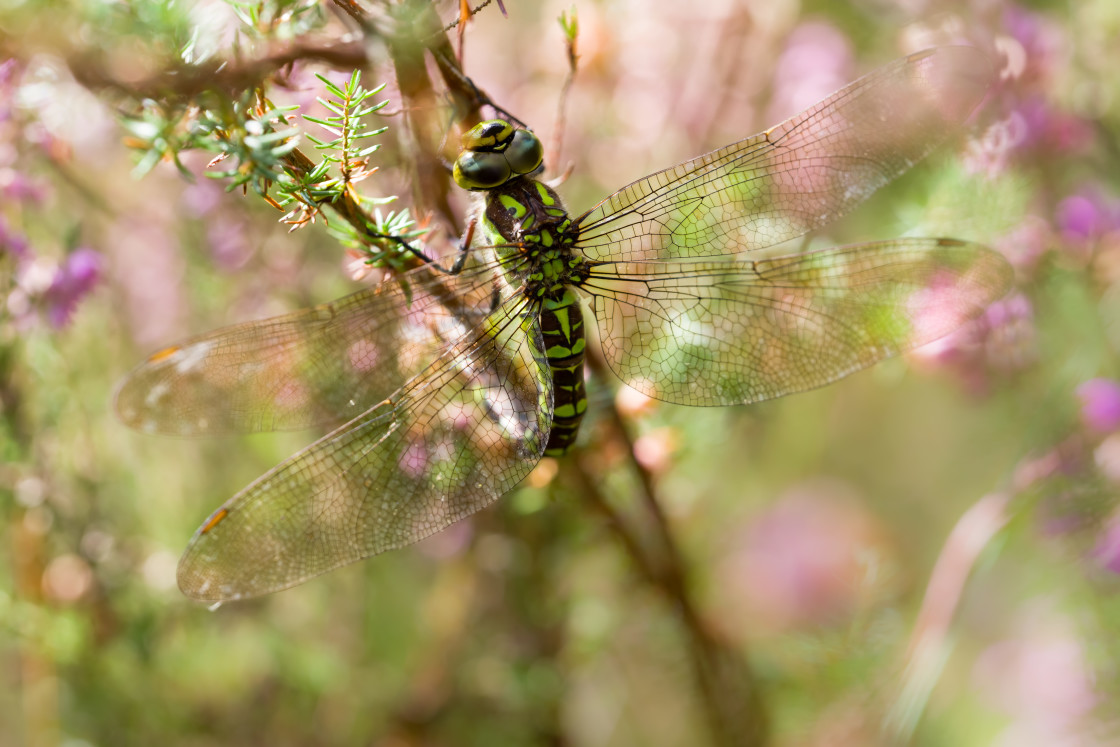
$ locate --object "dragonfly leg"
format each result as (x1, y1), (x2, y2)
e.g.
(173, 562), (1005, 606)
(406, 216), (479, 276)
(446, 216), (477, 275)
(362, 221), (477, 277)
(364, 230), (435, 264)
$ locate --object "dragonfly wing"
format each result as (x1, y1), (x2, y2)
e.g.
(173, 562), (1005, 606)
(176, 297), (552, 601)
(115, 251), (515, 435)
(582, 238), (1012, 406)
(574, 47), (993, 262)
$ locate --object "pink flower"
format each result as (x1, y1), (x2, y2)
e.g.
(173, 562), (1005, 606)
(995, 214), (1051, 271)
(0, 170), (48, 204)
(1012, 96), (1094, 155)
(1092, 519), (1120, 574)
(206, 214), (252, 271)
(1076, 379), (1120, 433)
(973, 603), (1097, 743)
(911, 293), (1037, 396)
(765, 23), (853, 125)
(0, 214), (30, 260)
(1055, 187), (1120, 244)
(1003, 5), (1063, 82)
(43, 247), (102, 328)
(715, 480), (888, 634)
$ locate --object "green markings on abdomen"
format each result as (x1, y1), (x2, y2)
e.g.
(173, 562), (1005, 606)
(540, 288), (587, 456)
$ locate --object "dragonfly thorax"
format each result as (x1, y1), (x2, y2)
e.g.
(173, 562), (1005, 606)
(481, 175), (588, 299)
(454, 119), (586, 297)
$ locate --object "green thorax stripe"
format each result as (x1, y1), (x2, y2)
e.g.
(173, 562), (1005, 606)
(482, 177), (587, 455)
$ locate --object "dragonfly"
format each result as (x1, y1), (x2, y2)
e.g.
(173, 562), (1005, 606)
(117, 46), (1012, 602)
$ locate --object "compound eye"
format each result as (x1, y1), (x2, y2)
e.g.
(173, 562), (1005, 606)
(460, 119), (514, 152)
(453, 150), (511, 190)
(506, 129), (544, 175)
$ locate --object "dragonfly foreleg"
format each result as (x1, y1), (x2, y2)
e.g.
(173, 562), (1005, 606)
(446, 216), (477, 275)
(363, 229), (439, 267)
(364, 218), (478, 277)
(417, 216), (477, 276)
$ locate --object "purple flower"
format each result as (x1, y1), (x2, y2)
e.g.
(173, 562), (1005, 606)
(1002, 4), (1063, 83)
(1076, 379), (1120, 433)
(1004, 7), (1044, 55)
(991, 6), (1094, 168)
(1011, 96), (1093, 155)
(0, 170), (48, 204)
(1093, 520), (1120, 574)
(0, 214), (30, 261)
(1056, 196), (1103, 241)
(912, 293), (1037, 395)
(1055, 187), (1120, 243)
(43, 247), (102, 328)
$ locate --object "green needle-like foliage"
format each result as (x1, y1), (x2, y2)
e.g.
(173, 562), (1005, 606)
(304, 70), (391, 193)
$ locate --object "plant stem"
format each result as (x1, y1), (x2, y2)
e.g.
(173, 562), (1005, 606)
(578, 348), (769, 747)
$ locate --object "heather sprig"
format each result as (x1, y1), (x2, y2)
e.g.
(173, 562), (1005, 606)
(193, 92), (302, 195)
(304, 71), (390, 198)
(266, 69), (395, 229)
(329, 206), (426, 282)
(120, 90), (300, 194)
(118, 68), (421, 273)
(274, 71), (426, 272)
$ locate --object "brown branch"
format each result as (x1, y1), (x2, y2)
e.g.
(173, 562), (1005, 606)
(571, 452), (768, 747)
(584, 347), (693, 601)
(386, 0), (463, 231)
(580, 348), (769, 747)
(60, 39), (371, 100)
(441, 0), (507, 33)
(328, 0), (367, 25)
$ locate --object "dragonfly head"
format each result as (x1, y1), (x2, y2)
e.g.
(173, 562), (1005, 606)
(453, 119), (544, 191)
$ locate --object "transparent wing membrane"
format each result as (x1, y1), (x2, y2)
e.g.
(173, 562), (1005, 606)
(176, 296), (552, 601)
(581, 239), (1012, 405)
(116, 249), (520, 435)
(573, 47), (993, 262)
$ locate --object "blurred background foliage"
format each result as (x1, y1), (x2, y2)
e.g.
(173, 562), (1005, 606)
(2, 0), (1120, 745)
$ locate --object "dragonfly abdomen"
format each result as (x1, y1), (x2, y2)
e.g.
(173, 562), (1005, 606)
(538, 287), (587, 455)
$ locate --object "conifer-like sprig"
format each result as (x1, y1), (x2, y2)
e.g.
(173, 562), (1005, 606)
(303, 71), (390, 196)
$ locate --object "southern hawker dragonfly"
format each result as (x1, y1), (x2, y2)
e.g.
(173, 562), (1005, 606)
(117, 46), (1012, 601)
